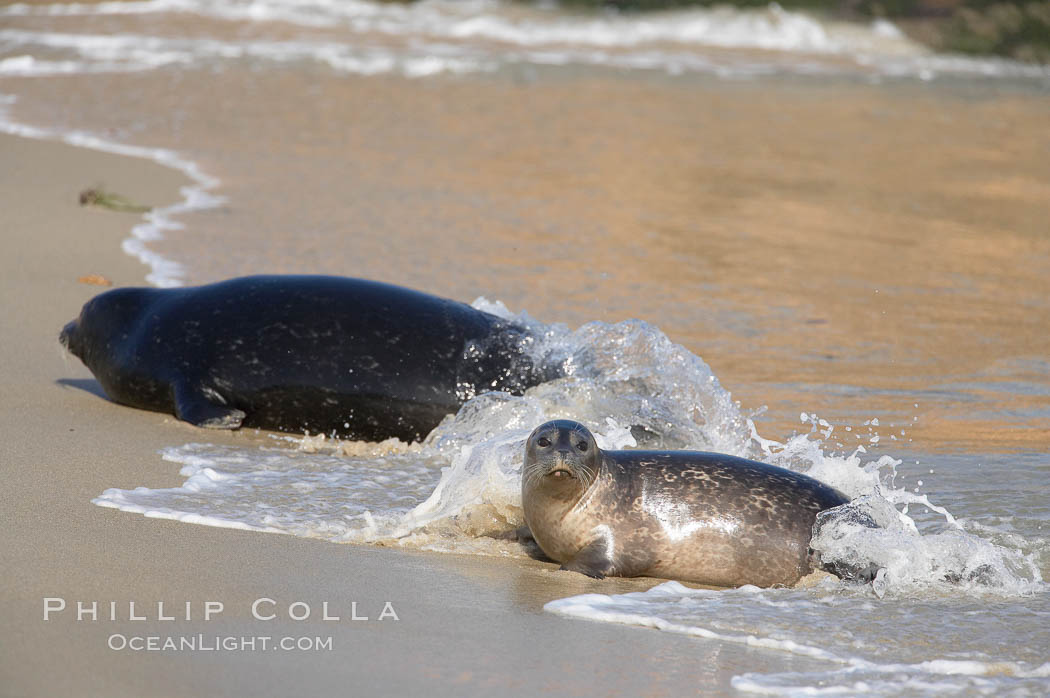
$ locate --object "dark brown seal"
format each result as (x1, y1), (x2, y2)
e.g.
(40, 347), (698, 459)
(521, 420), (850, 587)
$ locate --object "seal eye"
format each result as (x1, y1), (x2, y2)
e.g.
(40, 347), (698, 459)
(577, 441), (588, 452)
(537, 437), (551, 448)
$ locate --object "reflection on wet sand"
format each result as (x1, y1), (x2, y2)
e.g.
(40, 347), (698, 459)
(7, 68), (1048, 450)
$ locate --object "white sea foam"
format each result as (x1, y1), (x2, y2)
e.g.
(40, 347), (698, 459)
(0, 55), (101, 76)
(546, 581), (1050, 695)
(3, 1), (1048, 82)
(0, 0), (921, 56)
(95, 441), (444, 537)
(93, 311), (758, 546)
(0, 94), (223, 286)
(90, 301), (1043, 601)
(91, 391), (1049, 697)
(0, 28), (498, 78)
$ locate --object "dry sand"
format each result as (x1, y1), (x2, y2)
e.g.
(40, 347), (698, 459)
(1, 132), (830, 696)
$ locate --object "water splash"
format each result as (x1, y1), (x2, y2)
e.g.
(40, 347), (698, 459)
(95, 307), (754, 545)
(93, 302), (1043, 598)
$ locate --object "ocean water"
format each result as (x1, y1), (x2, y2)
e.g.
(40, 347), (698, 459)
(4, 1), (1049, 695)
(91, 304), (1049, 696)
(3, 0), (1048, 85)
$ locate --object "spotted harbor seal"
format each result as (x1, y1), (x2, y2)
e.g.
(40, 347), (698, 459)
(60, 275), (554, 441)
(521, 420), (850, 587)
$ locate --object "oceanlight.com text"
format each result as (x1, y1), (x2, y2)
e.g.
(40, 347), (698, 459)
(107, 634), (334, 652)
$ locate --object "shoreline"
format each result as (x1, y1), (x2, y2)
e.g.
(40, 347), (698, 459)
(1, 130), (812, 696)
(0, 111), (224, 288)
(539, 0), (1050, 65)
(4, 76), (1045, 451)
(2, 0), (1048, 455)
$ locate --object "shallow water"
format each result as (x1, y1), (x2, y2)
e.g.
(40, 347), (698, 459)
(4, 1), (1049, 694)
(90, 307), (1049, 696)
(546, 580), (1050, 695)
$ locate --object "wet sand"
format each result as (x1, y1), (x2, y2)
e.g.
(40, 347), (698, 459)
(7, 68), (1047, 450)
(1, 132), (838, 696)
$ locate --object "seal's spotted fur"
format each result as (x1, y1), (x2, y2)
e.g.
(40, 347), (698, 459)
(522, 419), (849, 587)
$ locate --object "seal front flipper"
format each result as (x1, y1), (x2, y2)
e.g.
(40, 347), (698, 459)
(559, 539), (614, 579)
(489, 525), (534, 543)
(488, 526), (555, 563)
(173, 382), (246, 429)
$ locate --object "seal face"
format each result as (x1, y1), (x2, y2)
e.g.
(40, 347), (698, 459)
(522, 420), (850, 587)
(60, 275), (555, 441)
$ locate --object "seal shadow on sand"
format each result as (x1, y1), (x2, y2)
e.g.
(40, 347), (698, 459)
(56, 377), (108, 400)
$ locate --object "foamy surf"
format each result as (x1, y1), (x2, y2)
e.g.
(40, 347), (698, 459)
(92, 301), (1044, 595)
(0, 93), (221, 288)
(93, 305), (755, 547)
(83, 298), (1049, 697)
(545, 581), (1050, 695)
(3, 1), (1049, 82)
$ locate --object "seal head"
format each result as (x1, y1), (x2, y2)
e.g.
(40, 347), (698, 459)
(524, 419), (600, 497)
(61, 287), (156, 367)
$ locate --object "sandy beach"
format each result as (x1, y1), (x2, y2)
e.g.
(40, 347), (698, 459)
(3, 1), (1049, 693)
(1, 132), (840, 696)
(8, 69), (1048, 451)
